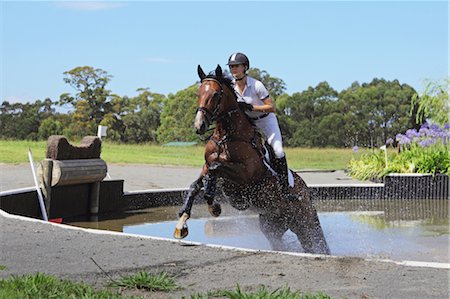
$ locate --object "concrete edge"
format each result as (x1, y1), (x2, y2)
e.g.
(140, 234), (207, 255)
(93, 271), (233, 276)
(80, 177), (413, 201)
(0, 187), (36, 197)
(124, 188), (188, 195)
(1, 208), (448, 270)
(308, 183), (384, 187)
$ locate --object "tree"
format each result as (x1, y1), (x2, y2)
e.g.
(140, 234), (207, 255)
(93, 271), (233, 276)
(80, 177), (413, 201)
(156, 84), (199, 144)
(0, 98), (56, 140)
(247, 68), (286, 100)
(38, 117), (63, 139)
(411, 78), (449, 126)
(64, 100), (96, 138)
(119, 89), (165, 143)
(59, 66), (114, 136)
(284, 82), (339, 146)
(338, 78), (417, 147)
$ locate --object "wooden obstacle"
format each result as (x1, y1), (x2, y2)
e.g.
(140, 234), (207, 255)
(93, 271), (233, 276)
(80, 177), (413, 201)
(37, 136), (107, 217)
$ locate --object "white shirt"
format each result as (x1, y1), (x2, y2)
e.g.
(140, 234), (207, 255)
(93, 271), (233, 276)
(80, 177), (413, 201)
(233, 76), (270, 119)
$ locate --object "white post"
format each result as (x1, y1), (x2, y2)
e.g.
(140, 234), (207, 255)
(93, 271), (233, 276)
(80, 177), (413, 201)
(97, 125), (107, 139)
(97, 125), (111, 179)
(380, 145), (388, 168)
(28, 148), (48, 221)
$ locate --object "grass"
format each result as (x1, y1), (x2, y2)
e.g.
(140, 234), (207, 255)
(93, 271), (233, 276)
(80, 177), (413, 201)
(184, 285), (332, 299)
(110, 271), (179, 292)
(0, 265), (6, 271)
(0, 272), (135, 299)
(0, 273), (333, 299)
(0, 140), (366, 170)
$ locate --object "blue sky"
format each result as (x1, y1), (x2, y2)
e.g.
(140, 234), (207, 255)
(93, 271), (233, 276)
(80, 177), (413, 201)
(1, 1), (448, 104)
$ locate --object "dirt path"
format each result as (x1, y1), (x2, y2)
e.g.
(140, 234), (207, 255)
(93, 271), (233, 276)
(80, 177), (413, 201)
(0, 210), (448, 299)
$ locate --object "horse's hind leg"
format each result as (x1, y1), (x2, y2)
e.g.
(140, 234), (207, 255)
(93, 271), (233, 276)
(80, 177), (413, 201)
(289, 173), (330, 254)
(258, 213), (288, 251)
(289, 209), (329, 254)
(288, 189), (330, 254)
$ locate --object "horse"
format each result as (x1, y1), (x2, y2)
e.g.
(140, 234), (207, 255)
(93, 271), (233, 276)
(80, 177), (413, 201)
(173, 64), (330, 254)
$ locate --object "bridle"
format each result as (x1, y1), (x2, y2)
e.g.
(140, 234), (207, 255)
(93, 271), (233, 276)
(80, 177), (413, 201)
(197, 78), (228, 124)
(197, 77), (261, 157)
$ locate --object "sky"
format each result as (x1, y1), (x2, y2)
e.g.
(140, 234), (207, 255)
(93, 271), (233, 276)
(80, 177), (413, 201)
(1, 1), (448, 105)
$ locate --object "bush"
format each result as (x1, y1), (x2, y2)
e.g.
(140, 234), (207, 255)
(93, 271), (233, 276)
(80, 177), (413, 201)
(348, 122), (450, 181)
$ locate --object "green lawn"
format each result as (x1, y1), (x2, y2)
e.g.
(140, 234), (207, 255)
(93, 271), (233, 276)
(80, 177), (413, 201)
(0, 140), (365, 170)
(0, 272), (332, 299)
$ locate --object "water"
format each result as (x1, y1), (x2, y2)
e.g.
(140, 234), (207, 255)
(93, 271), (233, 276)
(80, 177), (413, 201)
(67, 200), (449, 263)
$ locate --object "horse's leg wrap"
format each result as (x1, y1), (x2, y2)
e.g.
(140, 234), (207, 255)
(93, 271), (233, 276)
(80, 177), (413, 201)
(202, 172), (217, 205)
(203, 162), (222, 217)
(178, 177), (203, 217)
(203, 162), (221, 204)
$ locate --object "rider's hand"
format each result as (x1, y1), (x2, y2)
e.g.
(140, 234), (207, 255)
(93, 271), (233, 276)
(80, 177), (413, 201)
(238, 102), (253, 111)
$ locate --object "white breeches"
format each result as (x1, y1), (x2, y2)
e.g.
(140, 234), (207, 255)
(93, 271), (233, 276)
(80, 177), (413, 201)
(255, 114), (285, 158)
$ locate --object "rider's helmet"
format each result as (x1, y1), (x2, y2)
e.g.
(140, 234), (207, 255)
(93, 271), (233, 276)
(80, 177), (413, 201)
(227, 52), (250, 71)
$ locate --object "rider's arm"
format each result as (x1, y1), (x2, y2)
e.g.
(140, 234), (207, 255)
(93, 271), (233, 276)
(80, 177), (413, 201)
(252, 97), (275, 113)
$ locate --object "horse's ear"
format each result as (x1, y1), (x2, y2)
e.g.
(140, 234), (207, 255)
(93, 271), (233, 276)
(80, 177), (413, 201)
(198, 65), (206, 81)
(215, 64), (222, 78)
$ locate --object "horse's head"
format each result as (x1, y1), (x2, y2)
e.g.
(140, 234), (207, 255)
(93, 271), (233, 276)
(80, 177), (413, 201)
(194, 64), (225, 135)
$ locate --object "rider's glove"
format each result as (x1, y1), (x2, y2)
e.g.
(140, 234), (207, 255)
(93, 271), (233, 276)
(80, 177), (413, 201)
(238, 102), (254, 111)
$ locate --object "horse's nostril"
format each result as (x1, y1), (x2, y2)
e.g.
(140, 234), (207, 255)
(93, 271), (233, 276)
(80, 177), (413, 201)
(196, 123), (205, 135)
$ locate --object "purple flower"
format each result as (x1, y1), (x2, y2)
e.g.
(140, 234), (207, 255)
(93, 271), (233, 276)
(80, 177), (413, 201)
(419, 127), (430, 137)
(396, 133), (411, 145)
(444, 123), (450, 130)
(421, 122), (429, 130)
(405, 129), (420, 139)
(430, 123), (440, 132)
(419, 139), (435, 148)
(353, 146), (359, 153)
(386, 138), (394, 145)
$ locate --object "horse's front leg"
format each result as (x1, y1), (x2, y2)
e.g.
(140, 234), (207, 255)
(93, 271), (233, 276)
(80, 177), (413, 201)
(174, 170), (206, 239)
(203, 162), (222, 217)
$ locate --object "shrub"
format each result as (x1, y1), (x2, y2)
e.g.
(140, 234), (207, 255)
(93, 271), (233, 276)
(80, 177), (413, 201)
(348, 122), (450, 181)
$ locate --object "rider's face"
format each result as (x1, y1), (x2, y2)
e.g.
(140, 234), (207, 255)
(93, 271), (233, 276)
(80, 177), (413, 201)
(229, 64), (245, 77)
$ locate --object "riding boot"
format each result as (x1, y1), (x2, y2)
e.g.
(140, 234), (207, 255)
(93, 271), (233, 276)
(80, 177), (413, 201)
(273, 156), (297, 200)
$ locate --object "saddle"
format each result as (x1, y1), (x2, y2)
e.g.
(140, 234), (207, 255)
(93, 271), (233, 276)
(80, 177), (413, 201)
(248, 127), (278, 174)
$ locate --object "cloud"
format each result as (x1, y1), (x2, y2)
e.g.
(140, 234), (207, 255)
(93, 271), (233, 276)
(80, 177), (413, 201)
(54, 1), (126, 11)
(144, 57), (174, 64)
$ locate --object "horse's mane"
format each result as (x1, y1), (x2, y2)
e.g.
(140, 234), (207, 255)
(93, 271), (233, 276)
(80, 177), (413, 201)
(205, 72), (237, 100)
(204, 70), (256, 126)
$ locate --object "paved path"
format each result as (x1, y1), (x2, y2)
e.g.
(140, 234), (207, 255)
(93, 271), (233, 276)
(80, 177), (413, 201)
(1, 163), (377, 192)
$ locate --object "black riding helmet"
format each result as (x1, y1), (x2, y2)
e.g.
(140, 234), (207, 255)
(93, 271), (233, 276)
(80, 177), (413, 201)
(227, 52), (250, 70)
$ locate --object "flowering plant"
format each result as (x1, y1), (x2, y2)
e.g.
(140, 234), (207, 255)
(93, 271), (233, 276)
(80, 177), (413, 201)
(348, 122), (450, 181)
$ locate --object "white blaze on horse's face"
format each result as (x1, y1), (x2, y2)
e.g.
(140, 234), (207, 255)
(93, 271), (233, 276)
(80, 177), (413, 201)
(195, 82), (212, 133)
(194, 109), (205, 132)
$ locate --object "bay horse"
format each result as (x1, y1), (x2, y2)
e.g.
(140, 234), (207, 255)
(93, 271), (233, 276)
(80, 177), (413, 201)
(174, 65), (330, 254)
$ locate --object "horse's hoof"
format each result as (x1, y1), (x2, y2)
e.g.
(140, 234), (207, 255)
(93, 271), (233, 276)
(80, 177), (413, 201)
(173, 226), (189, 239)
(208, 203), (221, 217)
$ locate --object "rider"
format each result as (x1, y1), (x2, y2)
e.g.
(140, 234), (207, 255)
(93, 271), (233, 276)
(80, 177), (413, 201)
(227, 52), (293, 198)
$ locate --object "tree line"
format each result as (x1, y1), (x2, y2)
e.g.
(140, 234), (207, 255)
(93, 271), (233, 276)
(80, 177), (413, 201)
(1, 66), (445, 148)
